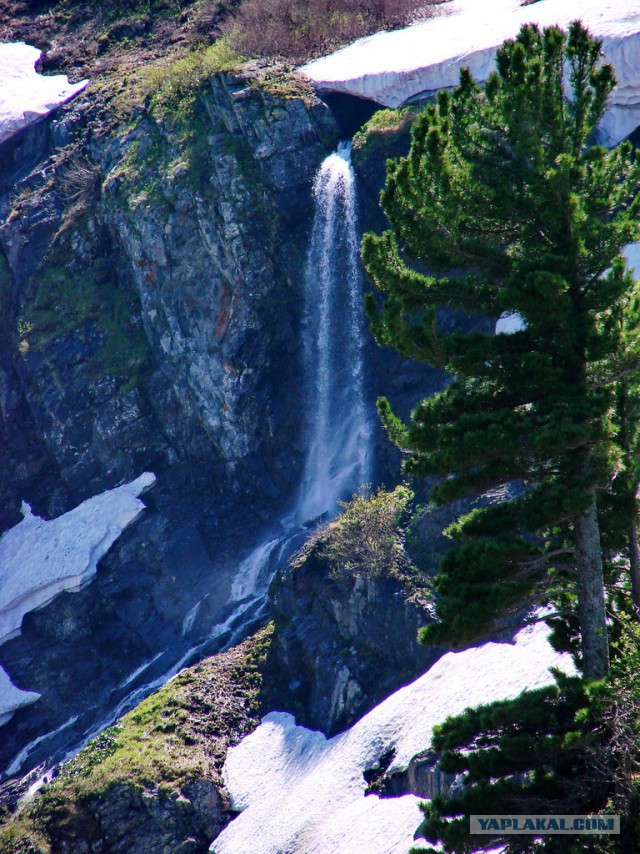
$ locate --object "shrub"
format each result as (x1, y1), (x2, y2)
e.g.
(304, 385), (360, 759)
(352, 106), (418, 156)
(223, 0), (442, 65)
(59, 157), (101, 209)
(320, 486), (414, 580)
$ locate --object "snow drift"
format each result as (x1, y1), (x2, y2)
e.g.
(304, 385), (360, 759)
(213, 620), (575, 854)
(0, 473), (155, 726)
(302, 0), (640, 149)
(0, 43), (87, 145)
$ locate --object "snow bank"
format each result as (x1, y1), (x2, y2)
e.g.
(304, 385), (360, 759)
(302, 0), (640, 148)
(0, 473), (155, 727)
(495, 311), (526, 335)
(0, 667), (40, 728)
(213, 621), (575, 854)
(0, 43), (88, 145)
(0, 472), (156, 647)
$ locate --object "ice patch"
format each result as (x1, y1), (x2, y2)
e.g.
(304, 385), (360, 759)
(302, 0), (640, 149)
(213, 620), (575, 854)
(0, 43), (88, 145)
(0, 667), (40, 728)
(0, 472), (155, 647)
(495, 311), (526, 335)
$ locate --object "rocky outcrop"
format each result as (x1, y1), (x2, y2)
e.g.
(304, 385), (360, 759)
(0, 626), (276, 853)
(269, 498), (438, 735)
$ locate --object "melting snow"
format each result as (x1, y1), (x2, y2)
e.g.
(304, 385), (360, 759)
(495, 311), (526, 335)
(0, 667), (40, 728)
(302, 0), (640, 148)
(0, 43), (88, 145)
(0, 473), (155, 727)
(213, 620), (575, 854)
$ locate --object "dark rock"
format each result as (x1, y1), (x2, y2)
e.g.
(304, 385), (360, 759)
(270, 536), (438, 735)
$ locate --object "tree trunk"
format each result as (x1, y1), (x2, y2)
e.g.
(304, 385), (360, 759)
(573, 494), (609, 680)
(629, 505), (640, 613)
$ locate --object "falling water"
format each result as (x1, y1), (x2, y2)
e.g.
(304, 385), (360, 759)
(297, 141), (372, 521)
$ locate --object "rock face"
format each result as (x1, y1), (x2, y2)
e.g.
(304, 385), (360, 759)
(270, 524), (437, 736)
(49, 779), (227, 854)
(302, 0), (640, 148)
(0, 62), (338, 777)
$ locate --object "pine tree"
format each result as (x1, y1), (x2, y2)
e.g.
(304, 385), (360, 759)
(362, 22), (640, 680)
(412, 649), (640, 853)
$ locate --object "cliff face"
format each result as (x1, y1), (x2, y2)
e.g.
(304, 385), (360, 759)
(0, 60), (338, 776)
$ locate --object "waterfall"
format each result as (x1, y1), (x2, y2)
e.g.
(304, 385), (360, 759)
(297, 141), (372, 521)
(223, 142), (372, 614)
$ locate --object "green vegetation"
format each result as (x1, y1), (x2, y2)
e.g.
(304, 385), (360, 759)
(249, 67), (317, 106)
(138, 39), (240, 105)
(114, 40), (242, 200)
(0, 627), (275, 853)
(16, 262), (150, 386)
(104, 0), (185, 23)
(363, 20), (640, 852)
(413, 618), (640, 853)
(352, 107), (418, 157)
(363, 21), (640, 679)
(316, 486), (423, 586)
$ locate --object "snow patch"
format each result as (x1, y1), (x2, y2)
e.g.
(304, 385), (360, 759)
(495, 311), (526, 335)
(623, 242), (640, 278)
(0, 473), (155, 727)
(0, 43), (88, 145)
(213, 621), (575, 854)
(0, 667), (40, 728)
(302, 0), (640, 148)
(0, 472), (155, 647)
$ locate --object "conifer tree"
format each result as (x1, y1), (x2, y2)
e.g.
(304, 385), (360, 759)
(362, 22), (640, 680)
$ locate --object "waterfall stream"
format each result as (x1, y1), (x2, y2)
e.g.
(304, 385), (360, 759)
(298, 141), (371, 522)
(224, 141), (372, 616)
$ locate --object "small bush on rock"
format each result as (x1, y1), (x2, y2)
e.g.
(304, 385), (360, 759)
(320, 486), (414, 580)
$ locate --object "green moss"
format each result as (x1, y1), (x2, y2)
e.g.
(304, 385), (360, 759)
(17, 261), (151, 387)
(0, 627), (276, 851)
(116, 42), (242, 200)
(249, 68), (316, 107)
(352, 106), (418, 157)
